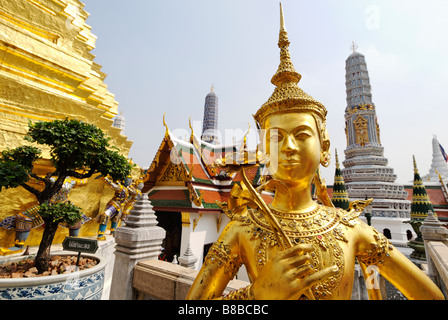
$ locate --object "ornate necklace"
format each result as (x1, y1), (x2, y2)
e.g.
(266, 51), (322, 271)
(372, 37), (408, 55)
(251, 205), (344, 239)
(244, 205), (348, 299)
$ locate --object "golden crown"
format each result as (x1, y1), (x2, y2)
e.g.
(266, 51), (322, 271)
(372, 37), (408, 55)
(253, 3), (327, 128)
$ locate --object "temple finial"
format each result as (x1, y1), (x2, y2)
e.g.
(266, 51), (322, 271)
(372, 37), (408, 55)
(413, 155), (419, 173)
(335, 149), (340, 169)
(350, 41), (359, 53)
(189, 116), (194, 143)
(211, 84), (214, 92)
(280, 2), (286, 32)
(163, 112), (169, 135)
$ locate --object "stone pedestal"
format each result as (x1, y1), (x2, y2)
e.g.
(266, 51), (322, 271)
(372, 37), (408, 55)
(421, 212), (448, 244)
(109, 192), (166, 300)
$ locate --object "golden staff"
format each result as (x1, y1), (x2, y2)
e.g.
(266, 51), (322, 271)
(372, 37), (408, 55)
(216, 125), (293, 249)
(239, 166), (292, 250)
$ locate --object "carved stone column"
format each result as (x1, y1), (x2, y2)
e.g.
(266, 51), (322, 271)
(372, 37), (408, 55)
(109, 189), (166, 300)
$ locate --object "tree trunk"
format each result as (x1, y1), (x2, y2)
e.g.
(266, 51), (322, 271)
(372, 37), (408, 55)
(35, 219), (59, 274)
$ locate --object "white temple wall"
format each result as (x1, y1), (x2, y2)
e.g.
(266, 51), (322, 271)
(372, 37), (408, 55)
(181, 212), (230, 270)
(180, 212), (250, 281)
(359, 216), (415, 248)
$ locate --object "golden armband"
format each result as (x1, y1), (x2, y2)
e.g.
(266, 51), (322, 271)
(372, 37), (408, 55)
(205, 241), (242, 279)
(357, 229), (394, 266)
(222, 284), (255, 300)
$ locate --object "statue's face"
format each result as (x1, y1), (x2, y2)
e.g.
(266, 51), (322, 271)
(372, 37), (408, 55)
(124, 177), (132, 187)
(264, 112), (322, 185)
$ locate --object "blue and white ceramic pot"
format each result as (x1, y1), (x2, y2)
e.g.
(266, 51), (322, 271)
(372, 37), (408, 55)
(0, 253), (105, 300)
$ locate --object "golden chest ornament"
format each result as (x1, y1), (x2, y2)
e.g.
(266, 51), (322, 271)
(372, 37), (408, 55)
(243, 205), (358, 299)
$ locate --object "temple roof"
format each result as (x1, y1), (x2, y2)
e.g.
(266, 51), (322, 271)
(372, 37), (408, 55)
(143, 122), (265, 213)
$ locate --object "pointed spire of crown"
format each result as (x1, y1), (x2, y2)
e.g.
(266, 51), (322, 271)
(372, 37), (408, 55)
(270, 3), (301, 86)
(254, 3), (327, 127)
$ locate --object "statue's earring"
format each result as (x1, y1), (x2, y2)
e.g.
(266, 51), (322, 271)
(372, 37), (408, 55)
(320, 151), (331, 167)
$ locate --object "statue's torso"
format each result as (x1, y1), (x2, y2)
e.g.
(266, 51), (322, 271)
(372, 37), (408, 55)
(234, 205), (364, 299)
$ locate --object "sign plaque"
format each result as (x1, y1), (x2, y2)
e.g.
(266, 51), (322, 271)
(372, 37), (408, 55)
(62, 237), (99, 267)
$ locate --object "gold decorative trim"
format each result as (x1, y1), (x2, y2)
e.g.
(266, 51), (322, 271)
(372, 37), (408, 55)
(192, 213), (203, 231)
(181, 212), (190, 228)
(204, 241), (242, 278)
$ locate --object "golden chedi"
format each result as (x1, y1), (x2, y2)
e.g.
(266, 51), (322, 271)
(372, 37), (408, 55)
(0, 0), (133, 249)
(186, 4), (444, 300)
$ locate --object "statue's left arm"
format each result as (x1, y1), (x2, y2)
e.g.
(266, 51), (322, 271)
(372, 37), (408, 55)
(356, 224), (444, 300)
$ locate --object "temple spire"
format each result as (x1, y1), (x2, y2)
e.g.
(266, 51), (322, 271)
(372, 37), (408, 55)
(335, 148), (340, 169)
(413, 155), (418, 174)
(410, 155), (435, 222)
(332, 149), (350, 210)
(201, 86), (219, 144)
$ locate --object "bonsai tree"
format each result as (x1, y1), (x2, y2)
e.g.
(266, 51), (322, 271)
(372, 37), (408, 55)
(0, 118), (132, 273)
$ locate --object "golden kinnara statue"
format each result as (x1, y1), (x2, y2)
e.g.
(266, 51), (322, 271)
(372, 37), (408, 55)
(186, 4), (444, 300)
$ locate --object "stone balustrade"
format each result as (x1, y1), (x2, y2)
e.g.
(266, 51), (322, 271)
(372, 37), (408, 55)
(108, 199), (446, 300)
(132, 259), (249, 300)
(421, 211), (448, 298)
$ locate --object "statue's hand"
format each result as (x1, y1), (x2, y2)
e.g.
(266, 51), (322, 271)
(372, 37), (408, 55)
(251, 244), (338, 300)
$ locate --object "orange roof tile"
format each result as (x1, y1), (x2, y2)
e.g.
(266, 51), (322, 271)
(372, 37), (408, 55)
(232, 165), (261, 183)
(200, 189), (224, 204)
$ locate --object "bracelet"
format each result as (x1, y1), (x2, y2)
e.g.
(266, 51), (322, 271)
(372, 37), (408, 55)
(222, 283), (255, 300)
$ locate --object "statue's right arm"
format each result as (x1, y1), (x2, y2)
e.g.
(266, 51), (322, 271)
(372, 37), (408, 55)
(186, 220), (243, 300)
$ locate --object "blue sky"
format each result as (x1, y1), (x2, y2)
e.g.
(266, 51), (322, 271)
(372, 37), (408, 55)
(82, 0), (448, 185)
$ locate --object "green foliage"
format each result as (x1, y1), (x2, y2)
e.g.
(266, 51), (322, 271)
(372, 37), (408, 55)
(38, 202), (82, 226)
(25, 118), (111, 172)
(2, 146), (41, 169)
(95, 148), (134, 183)
(0, 161), (31, 190)
(0, 146), (41, 190)
(0, 118), (132, 194)
(1, 118), (133, 271)
(24, 118), (132, 182)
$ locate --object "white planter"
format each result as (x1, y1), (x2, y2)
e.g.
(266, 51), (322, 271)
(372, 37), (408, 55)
(0, 252), (105, 300)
